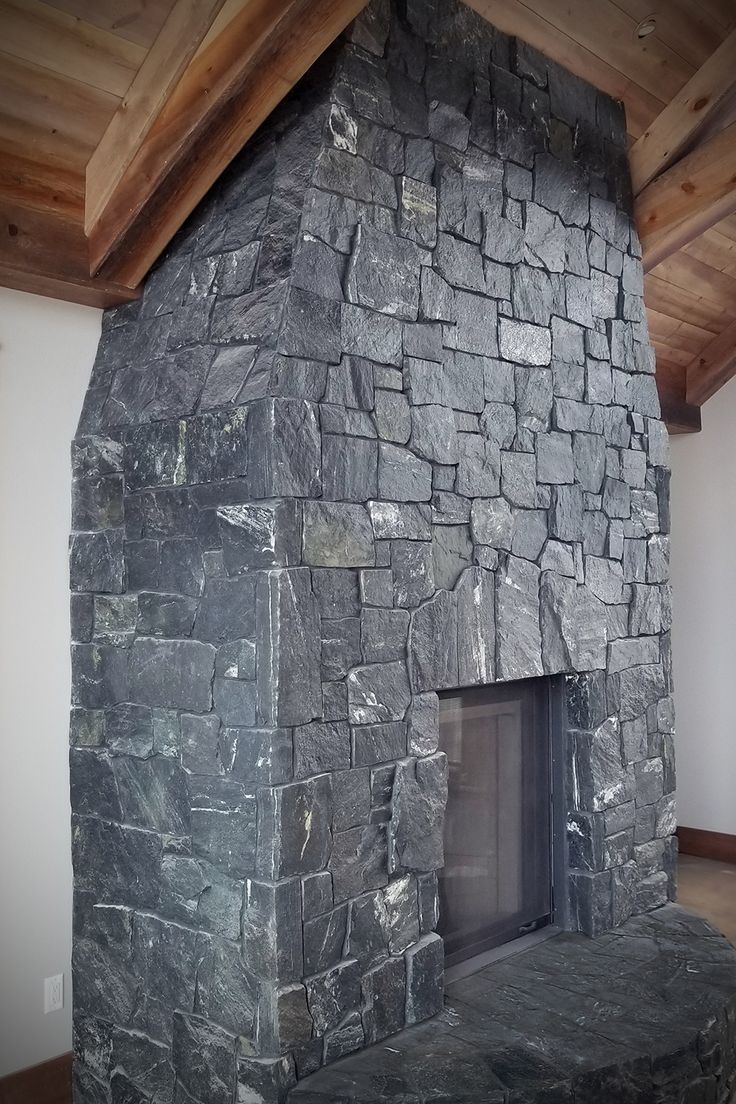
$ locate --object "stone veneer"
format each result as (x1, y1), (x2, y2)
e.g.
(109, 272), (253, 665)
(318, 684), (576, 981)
(69, 2), (676, 1101)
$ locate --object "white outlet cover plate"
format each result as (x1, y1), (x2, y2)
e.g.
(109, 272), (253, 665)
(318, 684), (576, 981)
(44, 974), (64, 1014)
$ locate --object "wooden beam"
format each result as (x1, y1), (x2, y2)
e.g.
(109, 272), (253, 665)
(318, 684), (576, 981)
(686, 317), (736, 404)
(0, 199), (139, 308)
(636, 121), (736, 271)
(657, 381), (703, 433)
(85, 0), (227, 237)
(629, 29), (736, 194)
(87, 0), (367, 287)
(0, 0), (145, 96)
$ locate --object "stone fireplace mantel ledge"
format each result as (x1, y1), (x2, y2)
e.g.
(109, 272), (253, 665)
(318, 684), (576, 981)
(289, 905), (736, 1102)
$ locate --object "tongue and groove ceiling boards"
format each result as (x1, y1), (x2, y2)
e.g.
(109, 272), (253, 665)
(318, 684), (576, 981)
(0, 0), (734, 429)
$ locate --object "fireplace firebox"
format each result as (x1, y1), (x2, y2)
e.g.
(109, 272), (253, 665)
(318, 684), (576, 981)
(438, 680), (561, 965)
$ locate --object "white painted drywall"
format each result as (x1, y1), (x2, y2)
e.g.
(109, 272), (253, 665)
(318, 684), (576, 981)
(0, 289), (101, 1076)
(670, 374), (736, 837)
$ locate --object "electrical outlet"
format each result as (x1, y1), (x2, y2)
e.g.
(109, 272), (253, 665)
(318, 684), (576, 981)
(44, 974), (64, 1014)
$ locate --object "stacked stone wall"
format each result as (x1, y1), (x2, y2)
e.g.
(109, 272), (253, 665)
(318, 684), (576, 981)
(70, 2), (675, 1100)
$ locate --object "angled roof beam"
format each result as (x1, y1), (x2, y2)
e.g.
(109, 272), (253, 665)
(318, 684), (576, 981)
(85, 0), (228, 239)
(87, 0), (367, 289)
(685, 317), (736, 405)
(629, 29), (736, 196)
(636, 121), (736, 272)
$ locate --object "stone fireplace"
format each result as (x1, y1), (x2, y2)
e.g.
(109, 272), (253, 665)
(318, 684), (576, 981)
(69, 1), (678, 1100)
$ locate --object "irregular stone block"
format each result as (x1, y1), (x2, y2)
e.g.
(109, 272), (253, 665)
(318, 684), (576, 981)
(173, 1014), (237, 1104)
(408, 692), (440, 756)
(242, 877), (303, 986)
(112, 754), (190, 835)
(195, 576), (257, 646)
(378, 442), (432, 502)
(499, 318), (552, 365)
(362, 955), (407, 1044)
(256, 568), (322, 727)
(72, 817), (161, 907)
(456, 567), (496, 685)
(368, 501), (431, 540)
(352, 721), (406, 767)
(218, 500), (301, 572)
(408, 589), (459, 691)
(346, 224), (423, 321)
(374, 389), (411, 443)
(541, 573), (606, 673)
(390, 754), (447, 873)
(294, 720), (351, 778)
(329, 824), (389, 901)
(361, 607), (409, 663)
(70, 530), (125, 594)
(455, 433), (501, 497)
(496, 556), (543, 679)
(432, 524), (473, 590)
(258, 776), (332, 879)
(72, 645), (130, 710)
(410, 404), (459, 463)
(333, 767), (371, 831)
(322, 434), (378, 501)
(130, 638), (215, 712)
(247, 398), (321, 499)
(347, 661), (411, 724)
(405, 933), (444, 1025)
(392, 540), (435, 609)
(321, 617), (361, 681)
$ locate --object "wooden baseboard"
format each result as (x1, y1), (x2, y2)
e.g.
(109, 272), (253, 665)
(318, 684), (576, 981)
(678, 826), (736, 865)
(0, 1053), (71, 1104)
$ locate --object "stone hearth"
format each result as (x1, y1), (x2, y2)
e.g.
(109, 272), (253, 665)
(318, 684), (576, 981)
(69, 0), (686, 1100)
(290, 906), (736, 1103)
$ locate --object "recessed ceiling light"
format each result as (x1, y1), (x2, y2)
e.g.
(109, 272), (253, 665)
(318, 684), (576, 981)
(636, 15), (657, 38)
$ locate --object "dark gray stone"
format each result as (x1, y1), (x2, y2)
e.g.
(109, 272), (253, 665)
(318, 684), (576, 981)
(130, 638), (214, 712)
(408, 589), (458, 691)
(218, 500), (301, 572)
(303, 502), (374, 568)
(405, 933), (444, 1026)
(329, 824), (388, 902)
(347, 661), (411, 724)
(496, 556), (543, 679)
(390, 754), (447, 873)
(378, 443), (432, 502)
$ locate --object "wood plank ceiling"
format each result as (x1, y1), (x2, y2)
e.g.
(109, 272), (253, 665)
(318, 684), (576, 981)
(0, 0), (735, 429)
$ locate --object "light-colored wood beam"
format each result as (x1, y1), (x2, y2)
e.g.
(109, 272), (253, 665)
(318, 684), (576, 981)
(636, 121), (736, 271)
(686, 317), (736, 404)
(88, 0), (367, 288)
(629, 28), (736, 195)
(0, 0), (145, 96)
(85, 0), (227, 238)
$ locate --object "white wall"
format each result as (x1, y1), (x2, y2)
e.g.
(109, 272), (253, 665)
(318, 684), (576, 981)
(671, 375), (736, 837)
(0, 289), (100, 1075)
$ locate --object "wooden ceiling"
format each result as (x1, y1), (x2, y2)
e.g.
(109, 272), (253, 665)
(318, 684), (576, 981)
(0, 0), (735, 430)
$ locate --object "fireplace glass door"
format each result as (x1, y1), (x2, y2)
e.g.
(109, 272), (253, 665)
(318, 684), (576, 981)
(438, 680), (553, 966)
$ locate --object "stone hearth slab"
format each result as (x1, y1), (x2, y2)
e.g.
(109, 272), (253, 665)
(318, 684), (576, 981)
(290, 905), (736, 1102)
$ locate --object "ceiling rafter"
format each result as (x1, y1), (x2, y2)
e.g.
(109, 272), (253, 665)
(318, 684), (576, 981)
(636, 121), (736, 272)
(629, 28), (736, 195)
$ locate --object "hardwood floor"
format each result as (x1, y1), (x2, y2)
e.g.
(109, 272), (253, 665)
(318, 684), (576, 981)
(678, 852), (736, 945)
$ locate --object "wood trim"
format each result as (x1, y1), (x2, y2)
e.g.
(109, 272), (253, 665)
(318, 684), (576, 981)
(85, 0), (227, 236)
(658, 384), (702, 433)
(0, 1052), (71, 1104)
(678, 826), (736, 865)
(637, 121), (736, 271)
(88, 0), (367, 287)
(0, 200), (140, 308)
(685, 316), (736, 404)
(629, 28), (736, 195)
